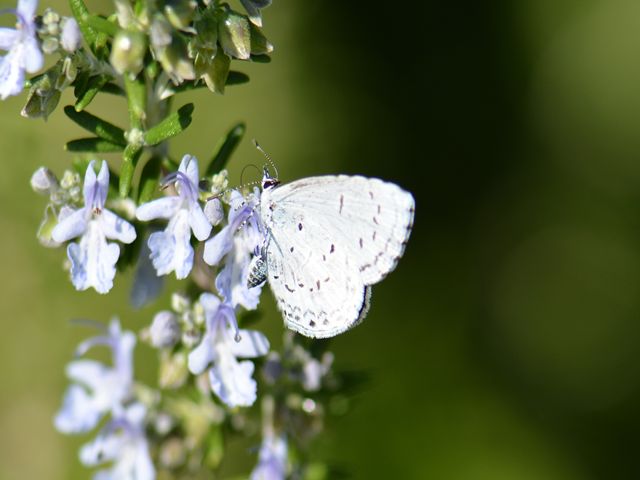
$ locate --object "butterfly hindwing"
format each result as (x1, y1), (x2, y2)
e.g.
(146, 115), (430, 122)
(260, 175), (414, 338)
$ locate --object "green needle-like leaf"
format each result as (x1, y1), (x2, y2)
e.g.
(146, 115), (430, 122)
(124, 73), (147, 129)
(100, 82), (126, 96)
(85, 15), (119, 37)
(143, 103), (194, 146)
(65, 137), (125, 153)
(206, 122), (245, 176)
(68, 0), (108, 58)
(137, 156), (163, 204)
(68, 0), (97, 46)
(74, 74), (110, 111)
(63, 106), (126, 145)
(119, 144), (143, 197)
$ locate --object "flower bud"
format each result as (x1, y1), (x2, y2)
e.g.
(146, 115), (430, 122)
(110, 30), (148, 75)
(42, 8), (61, 34)
(159, 351), (189, 389)
(204, 198), (224, 226)
(36, 207), (62, 248)
(218, 9), (251, 60)
(164, 0), (197, 30)
(150, 311), (181, 348)
(31, 167), (59, 194)
(171, 292), (190, 312)
(159, 437), (186, 469)
(60, 17), (81, 52)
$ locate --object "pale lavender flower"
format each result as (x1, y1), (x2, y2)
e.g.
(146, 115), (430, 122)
(250, 433), (287, 480)
(55, 319), (136, 434)
(188, 292), (269, 408)
(302, 352), (334, 392)
(136, 155), (211, 279)
(79, 403), (155, 480)
(0, 0), (43, 99)
(204, 189), (264, 310)
(51, 160), (136, 294)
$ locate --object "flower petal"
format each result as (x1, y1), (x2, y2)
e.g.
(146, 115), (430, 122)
(230, 329), (270, 358)
(99, 209), (136, 243)
(189, 203), (212, 241)
(179, 154), (199, 187)
(203, 224), (234, 266)
(0, 28), (18, 50)
(209, 356), (257, 407)
(82, 160), (98, 207)
(22, 36), (43, 72)
(136, 196), (180, 221)
(17, 0), (38, 20)
(97, 160), (109, 195)
(188, 334), (215, 375)
(79, 428), (122, 466)
(0, 50), (25, 99)
(147, 211), (193, 278)
(51, 207), (87, 242)
(66, 359), (109, 390)
(54, 384), (102, 434)
(67, 223), (120, 293)
(199, 292), (221, 313)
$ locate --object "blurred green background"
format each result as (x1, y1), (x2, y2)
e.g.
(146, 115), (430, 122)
(3, 0), (640, 478)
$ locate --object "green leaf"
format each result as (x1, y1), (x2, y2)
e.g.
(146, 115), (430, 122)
(68, 0), (97, 46)
(74, 74), (110, 111)
(63, 106), (126, 145)
(250, 53), (271, 63)
(124, 73), (147, 129)
(100, 82), (125, 96)
(137, 155), (163, 204)
(119, 144), (143, 197)
(68, 0), (109, 58)
(65, 137), (125, 153)
(210, 51), (230, 94)
(85, 15), (119, 37)
(206, 122), (245, 176)
(143, 103), (194, 146)
(249, 22), (273, 55)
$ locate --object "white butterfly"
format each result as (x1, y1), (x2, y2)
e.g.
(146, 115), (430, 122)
(248, 168), (415, 338)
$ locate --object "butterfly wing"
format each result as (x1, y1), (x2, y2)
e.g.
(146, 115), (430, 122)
(260, 175), (414, 338)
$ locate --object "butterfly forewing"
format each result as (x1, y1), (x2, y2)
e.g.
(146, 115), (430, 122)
(260, 175), (414, 338)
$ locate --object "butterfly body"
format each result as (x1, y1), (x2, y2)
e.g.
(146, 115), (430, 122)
(257, 174), (415, 338)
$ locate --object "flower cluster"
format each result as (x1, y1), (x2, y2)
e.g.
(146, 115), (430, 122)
(55, 318), (154, 479)
(18, 0), (354, 477)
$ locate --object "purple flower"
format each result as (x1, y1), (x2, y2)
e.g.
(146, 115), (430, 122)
(188, 293), (269, 407)
(136, 155), (211, 279)
(204, 189), (264, 310)
(79, 403), (155, 480)
(51, 160), (136, 294)
(54, 319), (136, 434)
(0, 0), (43, 99)
(250, 432), (287, 480)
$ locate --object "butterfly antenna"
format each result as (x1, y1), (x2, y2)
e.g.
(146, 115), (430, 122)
(206, 179), (261, 202)
(253, 139), (279, 179)
(240, 164), (261, 186)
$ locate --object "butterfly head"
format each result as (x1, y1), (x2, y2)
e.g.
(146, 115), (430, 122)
(261, 166), (280, 190)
